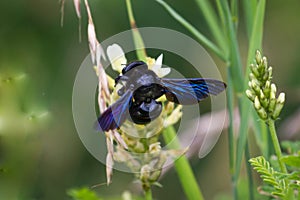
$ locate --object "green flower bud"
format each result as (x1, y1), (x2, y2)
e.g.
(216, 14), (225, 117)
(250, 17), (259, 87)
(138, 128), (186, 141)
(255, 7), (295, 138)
(262, 57), (268, 70)
(251, 79), (261, 94)
(254, 96), (268, 120)
(257, 107), (268, 120)
(268, 98), (276, 113)
(149, 170), (161, 182)
(254, 96), (261, 110)
(262, 71), (269, 81)
(271, 102), (284, 120)
(270, 84), (277, 99)
(265, 80), (271, 89)
(255, 50), (262, 64)
(246, 89), (255, 101)
(249, 73), (255, 81)
(259, 90), (269, 108)
(250, 64), (260, 77)
(268, 66), (273, 80)
(263, 80), (271, 98)
(259, 90), (265, 100)
(277, 92), (285, 104)
(248, 81), (252, 88)
(140, 165), (151, 182)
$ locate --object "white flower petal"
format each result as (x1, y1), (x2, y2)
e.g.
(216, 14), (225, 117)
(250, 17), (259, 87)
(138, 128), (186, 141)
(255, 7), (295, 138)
(107, 44), (127, 73)
(155, 54), (163, 67)
(158, 67), (171, 77)
(151, 54), (171, 77)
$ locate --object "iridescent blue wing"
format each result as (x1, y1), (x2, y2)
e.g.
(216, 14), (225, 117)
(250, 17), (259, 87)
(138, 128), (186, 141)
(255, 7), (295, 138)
(160, 78), (226, 105)
(95, 90), (133, 131)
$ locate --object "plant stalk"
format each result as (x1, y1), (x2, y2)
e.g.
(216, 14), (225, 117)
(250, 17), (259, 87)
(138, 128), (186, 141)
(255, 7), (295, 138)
(245, 142), (254, 200)
(163, 126), (204, 200)
(144, 188), (153, 200)
(268, 119), (287, 173)
(125, 0), (147, 61)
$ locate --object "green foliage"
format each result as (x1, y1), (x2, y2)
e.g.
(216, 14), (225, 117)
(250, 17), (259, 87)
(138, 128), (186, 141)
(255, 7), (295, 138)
(281, 141), (300, 155)
(0, 71), (49, 135)
(250, 156), (300, 199)
(67, 187), (102, 200)
(249, 156), (286, 197)
(67, 188), (144, 200)
(282, 154), (300, 168)
(156, 1), (266, 200)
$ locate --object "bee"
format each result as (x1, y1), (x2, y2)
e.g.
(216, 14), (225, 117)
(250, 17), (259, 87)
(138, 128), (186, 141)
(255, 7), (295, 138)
(95, 61), (226, 131)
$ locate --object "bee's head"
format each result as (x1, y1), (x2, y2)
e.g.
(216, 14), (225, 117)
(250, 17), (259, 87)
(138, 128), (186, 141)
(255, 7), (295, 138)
(122, 61), (147, 75)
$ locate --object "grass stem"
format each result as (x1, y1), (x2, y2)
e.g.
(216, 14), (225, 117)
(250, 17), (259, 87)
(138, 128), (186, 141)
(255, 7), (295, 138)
(268, 119), (287, 173)
(125, 0), (147, 61)
(144, 188), (153, 200)
(163, 126), (204, 200)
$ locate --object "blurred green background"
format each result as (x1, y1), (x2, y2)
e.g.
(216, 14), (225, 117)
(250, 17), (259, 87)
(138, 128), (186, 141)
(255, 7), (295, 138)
(0, 0), (299, 199)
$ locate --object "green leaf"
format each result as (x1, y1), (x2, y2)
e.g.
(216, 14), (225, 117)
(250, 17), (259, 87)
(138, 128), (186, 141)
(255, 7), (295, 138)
(156, 0), (226, 61)
(194, 0), (228, 56)
(67, 187), (101, 200)
(281, 140), (300, 154)
(249, 156), (288, 198)
(286, 171), (300, 180)
(281, 155), (300, 167)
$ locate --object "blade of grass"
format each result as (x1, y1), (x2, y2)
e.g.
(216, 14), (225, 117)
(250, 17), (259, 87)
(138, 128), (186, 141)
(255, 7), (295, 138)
(244, 0), (266, 80)
(245, 142), (254, 200)
(125, 0), (147, 61)
(156, 0), (226, 61)
(226, 67), (238, 200)
(226, 67), (235, 174)
(215, 1), (226, 33)
(194, 0), (228, 57)
(163, 126), (204, 200)
(230, 0), (238, 29)
(218, 0), (243, 93)
(242, 0), (258, 39)
(218, 2), (262, 199)
(235, 0), (266, 180)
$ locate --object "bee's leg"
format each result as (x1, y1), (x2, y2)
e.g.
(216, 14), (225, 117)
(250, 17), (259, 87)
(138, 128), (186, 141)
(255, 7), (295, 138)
(114, 75), (129, 86)
(129, 100), (162, 124)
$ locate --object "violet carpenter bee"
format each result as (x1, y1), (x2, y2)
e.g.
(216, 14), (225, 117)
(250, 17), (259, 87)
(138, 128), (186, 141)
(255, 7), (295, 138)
(95, 61), (226, 131)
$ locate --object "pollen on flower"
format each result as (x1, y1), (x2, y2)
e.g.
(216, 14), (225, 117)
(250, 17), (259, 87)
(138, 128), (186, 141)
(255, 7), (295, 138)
(149, 142), (161, 154)
(146, 57), (156, 66)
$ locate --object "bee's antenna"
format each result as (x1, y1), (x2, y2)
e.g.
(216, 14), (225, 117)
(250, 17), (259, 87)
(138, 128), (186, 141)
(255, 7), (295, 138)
(121, 63), (126, 66)
(90, 182), (108, 189)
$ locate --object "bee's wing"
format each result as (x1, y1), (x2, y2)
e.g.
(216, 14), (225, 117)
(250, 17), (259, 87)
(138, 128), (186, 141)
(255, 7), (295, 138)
(95, 90), (133, 131)
(160, 78), (226, 105)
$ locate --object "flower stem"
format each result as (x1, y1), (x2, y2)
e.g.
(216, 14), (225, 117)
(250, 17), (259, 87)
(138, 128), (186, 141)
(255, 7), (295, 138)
(163, 126), (204, 200)
(144, 188), (153, 200)
(268, 119), (287, 173)
(125, 0), (147, 61)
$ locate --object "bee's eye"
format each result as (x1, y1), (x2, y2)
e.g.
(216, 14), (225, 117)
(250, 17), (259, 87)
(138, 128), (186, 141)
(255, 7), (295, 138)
(117, 88), (125, 96)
